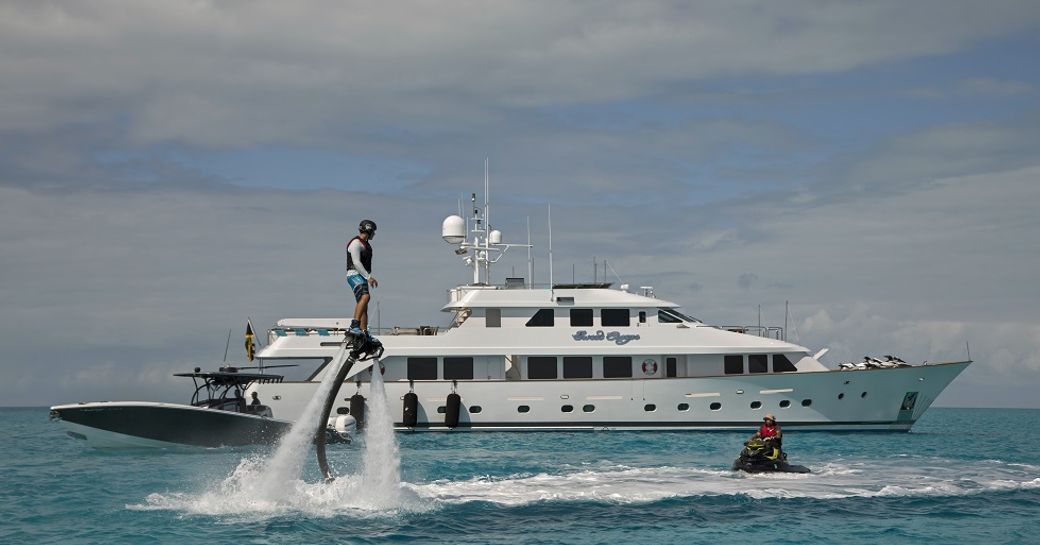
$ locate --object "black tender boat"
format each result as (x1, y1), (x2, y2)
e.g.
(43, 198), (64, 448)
(50, 366), (293, 448)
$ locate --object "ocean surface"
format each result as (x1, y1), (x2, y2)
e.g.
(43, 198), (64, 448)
(3, 407), (1039, 545)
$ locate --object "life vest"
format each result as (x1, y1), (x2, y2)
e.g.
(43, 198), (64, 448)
(759, 424), (779, 438)
(346, 236), (373, 274)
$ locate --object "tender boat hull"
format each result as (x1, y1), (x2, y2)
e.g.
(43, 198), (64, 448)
(50, 401), (292, 448)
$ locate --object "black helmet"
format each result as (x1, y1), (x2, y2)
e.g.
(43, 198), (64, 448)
(359, 219), (377, 234)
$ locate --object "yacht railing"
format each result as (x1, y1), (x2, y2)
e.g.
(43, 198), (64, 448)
(718, 325), (785, 340)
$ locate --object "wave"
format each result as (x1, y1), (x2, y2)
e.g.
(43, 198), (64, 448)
(130, 456), (1040, 518)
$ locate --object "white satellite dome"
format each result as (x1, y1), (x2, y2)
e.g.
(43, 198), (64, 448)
(442, 215), (466, 244)
(489, 229), (502, 244)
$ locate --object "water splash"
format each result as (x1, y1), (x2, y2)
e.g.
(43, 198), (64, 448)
(358, 367), (402, 508)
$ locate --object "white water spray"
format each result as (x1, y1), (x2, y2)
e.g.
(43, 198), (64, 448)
(358, 366), (402, 507)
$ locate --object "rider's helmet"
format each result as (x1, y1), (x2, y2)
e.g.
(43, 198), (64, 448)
(359, 219), (377, 235)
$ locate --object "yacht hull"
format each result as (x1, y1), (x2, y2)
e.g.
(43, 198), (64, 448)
(50, 401), (292, 448)
(252, 360), (969, 432)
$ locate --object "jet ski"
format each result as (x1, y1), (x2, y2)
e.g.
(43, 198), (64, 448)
(731, 437), (810, 474)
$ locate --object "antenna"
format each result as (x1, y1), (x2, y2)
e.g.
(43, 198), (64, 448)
(784, 300), (789, 341)
(527, 216), (533, 288)
(604, 260), (624, 285)
(223, 327), (232, 363)
(593, 256), (597, 283)
(547, 203), (554, 294)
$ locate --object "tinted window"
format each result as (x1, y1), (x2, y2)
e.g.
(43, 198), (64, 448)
(603, 356), (633, 378)
(601, 308), (630, 327)
(724, 355), (744, 375)
(677, 403), (690, 411)
(658, 309), (682, 323)
(486, 308), (501, 328)
(666, 357), (677, 378)
(801, 399), (812, 407)
(750, 401), (762, 409)
(436, 406), (446, 413)
(407, 357), (437, 380)
(773, 354), (797, 372)
(563, 357), (593, 379)
(526, 309), (555, 327)
(561, 405), (574, 413)
(638, 311), (647, 323)
(518, 405), (530, 413)
(710, 402), (722, 411)
(749, 355), (768, 374)
(779, 400), (791, 408)
(443, 357), (474, 380)
(644, 404), (656, 412)
(570, 308), (593, 327)
(468, 405), (482, 413)
(582, 404), (595, 412)
(527, 356), (558, 379)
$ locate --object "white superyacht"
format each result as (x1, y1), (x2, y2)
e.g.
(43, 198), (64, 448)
(249, 187), (970, 433)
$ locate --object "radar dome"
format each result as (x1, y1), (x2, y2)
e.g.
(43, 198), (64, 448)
(489, 230), (502, 244)
(442, 215), (466, 244)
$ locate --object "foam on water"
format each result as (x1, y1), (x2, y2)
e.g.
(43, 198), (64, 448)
(136, 355), (416, 518)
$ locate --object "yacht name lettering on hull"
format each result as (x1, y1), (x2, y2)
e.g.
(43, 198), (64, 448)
(572, 330), (641, 345)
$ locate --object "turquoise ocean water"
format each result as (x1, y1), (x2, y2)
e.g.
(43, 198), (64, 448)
(3, 407), (1039, 545)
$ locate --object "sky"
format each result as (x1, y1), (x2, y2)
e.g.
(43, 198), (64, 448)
(1, 1), (1038, 407)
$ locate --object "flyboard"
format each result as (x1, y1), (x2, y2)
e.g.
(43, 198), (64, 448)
(313, 332), (384, 482)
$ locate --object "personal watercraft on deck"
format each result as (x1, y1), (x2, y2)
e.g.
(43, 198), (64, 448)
(731, 437), (810, 473)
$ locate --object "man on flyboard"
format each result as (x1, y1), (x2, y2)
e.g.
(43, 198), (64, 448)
(346, 219), (378, 340)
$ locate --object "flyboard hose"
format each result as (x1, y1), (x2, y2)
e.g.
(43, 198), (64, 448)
(314, 333), (384, 482)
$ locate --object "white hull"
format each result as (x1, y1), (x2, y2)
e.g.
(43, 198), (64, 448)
(252, 361), (968, 432)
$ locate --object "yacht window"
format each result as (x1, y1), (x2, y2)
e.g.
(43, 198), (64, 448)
(710, 402), (722, 411)
(644, 404), (656, 412)
(570, 308), (593, 327)
(749, 355), (768, 374)
(526, 309), (555, 327)
(602, 309), (630, 327)
(779, 400), (791, 408)
(469, 405), (482, 413)
(336, 407), (349, 415)
(658, 309), (682, 323)
(527, 356), (558, 379)
(666, 357), (677, 378)
(561, 405), (574, 413)
(802, 399), (813, 407)
(773, 354), (797, 373)
(443, 357), (474, 380)
(750, 401), (762, 409)
(638, 311), (647, 323)
(677, 403), (690, 411)
(582, 404), (595, 413)
(563, 357), (593, 379)
(518, 405), (531, 413)
(724, 355), (744, 375)
(407, 357), (438, 381)
(603, 356), (633, 378)
(486, 308), (501, 328)
(436, 406), (446, 413)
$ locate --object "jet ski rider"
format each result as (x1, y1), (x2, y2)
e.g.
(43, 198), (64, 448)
(346, 219), (378, 339)
(753, 414), (783, 459)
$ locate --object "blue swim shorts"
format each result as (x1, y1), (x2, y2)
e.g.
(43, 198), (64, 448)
(346, 273), (370, 302)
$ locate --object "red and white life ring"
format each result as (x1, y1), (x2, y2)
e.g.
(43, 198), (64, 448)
(641, 359), (658, 375)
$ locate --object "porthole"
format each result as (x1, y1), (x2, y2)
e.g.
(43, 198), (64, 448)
(677, 403), (690, 411)
(437, 406), (446, 414)
(861, 391), (868, 398)
(582, 404), (595, 413)
(644, 404), (657, 412)
(517, 405), (530, 413)
(336, 407), (349, 415)
(561, 405), (574, 413)
(710, 402), (722, 411)
(469, 406), (482, 413)
(801, 399), (812, 407)
(779, 400), (791, 408)
(838, 393), (845, 400)
(750, 401), (762, 410)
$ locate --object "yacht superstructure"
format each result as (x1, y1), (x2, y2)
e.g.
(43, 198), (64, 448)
(248, 181), (970, 432)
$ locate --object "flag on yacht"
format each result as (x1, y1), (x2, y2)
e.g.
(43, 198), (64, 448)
(245, 320), (256, 361)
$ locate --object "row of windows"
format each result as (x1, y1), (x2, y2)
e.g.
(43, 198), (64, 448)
(526, 308), (695, 328)
(508, 398), (815, 413)
(407, 357), (474, 381)
(528, 356), (637, 379)
(724, 354), (798, 374)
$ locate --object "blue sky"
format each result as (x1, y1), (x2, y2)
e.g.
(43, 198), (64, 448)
(0, 1), (1038, 406)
